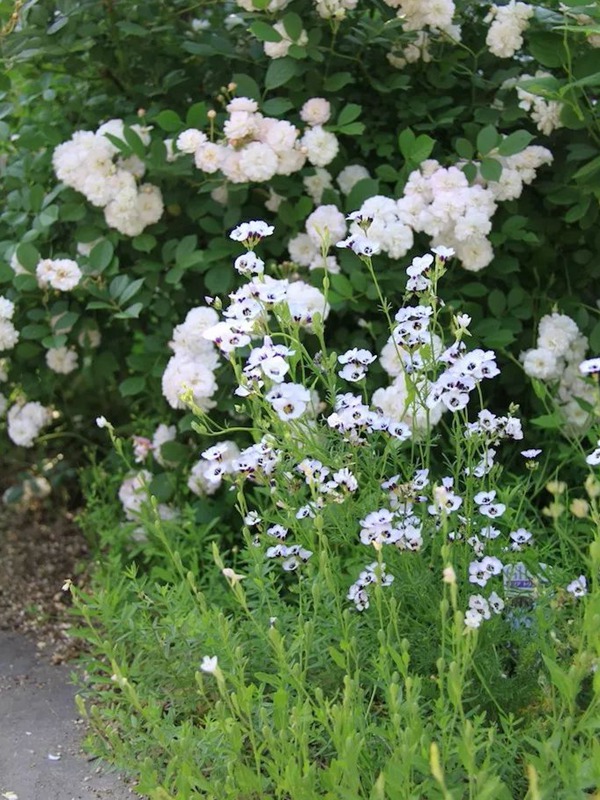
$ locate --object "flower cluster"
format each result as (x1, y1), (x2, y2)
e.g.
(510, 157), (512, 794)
(371, 252), (501, 429)
(53, 119), (163, 236)
(393, 145), (552, 270)
(347, 562), (394, 611)
(35, 258), (82, 291)
(515, 72), (564, 136)
(7, 400), (52, 448)
(188, 440), (241, 496)
(263, 21), (308, 59)
(521, 312), (593, 430)
(162, 307), (221, 411)
(202, 222), (328, 375)
(382, 0), (457, 35)
(176, 95), (339, 186)
(0, 295), (18, 352)
(485, 2), (534, 59)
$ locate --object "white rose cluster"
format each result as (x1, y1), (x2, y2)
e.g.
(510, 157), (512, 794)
(313, 0), (358, 20)
(53, 119), (164, 237)
(162, 306), (221, 411)
(382, 0), (457, 34)
(46, 346), (78, 375)
(393, 145), (551, 272)
(0, 295), (18, 352)
(387, 31), (433, 70)
(520, 312), (594, 431)
(288, 204), (346, 272)
(179, 97), (306, 184)
(336, 164), (370, 195)
(7, 401), (52, 448)
(36, 258), (82, 291)
(348, 195), (415, 259)
(515, 72), (564, 136)
(485, 2), (534, 59)
(397, 162), (497, 271)
(478, 144), (553, 201)
(263, 21), (308, 59)
(178, 95), (341, 185)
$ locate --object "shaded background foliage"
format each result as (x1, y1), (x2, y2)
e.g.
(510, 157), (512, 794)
(0, 0), (598, 487)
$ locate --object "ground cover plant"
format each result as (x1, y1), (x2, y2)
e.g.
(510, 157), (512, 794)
(0, 0), (600, 797)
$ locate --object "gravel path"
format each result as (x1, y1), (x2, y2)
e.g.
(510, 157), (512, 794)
(0, 631), (142, 799)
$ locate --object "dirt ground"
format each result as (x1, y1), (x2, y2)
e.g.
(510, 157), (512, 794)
(0, 505), (143, 799)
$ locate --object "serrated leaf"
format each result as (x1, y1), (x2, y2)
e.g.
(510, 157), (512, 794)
(261, 98), (294, 116)
(155, 110), (183, 133)
(323, 72), (353, 91)
(109, 275), (129, 299)
(132, 234), (157, 253)
(186, 102), (208, 129)
(123, 126), (146, 158)
(115, 302), (143, 319)
(455, 137), (474, 160)
(337, 121), (365, 136)
(461, 161), (477, 184)
(411, 134), (435, 164)
(21, 323), (50, 340)
(89, 240), (114, 271)
(16, 242), (40, 271)
(230, 73), (261, 100)
(119, 375), (146, 397)
(338, 103), (362, 126)
(149, 472), (175, 503)
(119, 278), (145, 304)
(249, 21), (282, 42)
(282, 12), (303, 41)
(264, 57), (299, 90)
(398, 127), (416, 159)
(480, 157), (503, 182)
(497, 130), (534, 157)
(476, 125), (500, 156)
(175, 235), (198, 263)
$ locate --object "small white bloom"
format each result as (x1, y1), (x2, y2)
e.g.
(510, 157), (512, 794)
(200, 655), (219, 673)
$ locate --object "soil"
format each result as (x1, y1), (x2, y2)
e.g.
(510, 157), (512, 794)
(0, 502), (144, 799)
(0, 504), (89, 662)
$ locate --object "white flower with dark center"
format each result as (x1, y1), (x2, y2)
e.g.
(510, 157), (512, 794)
(586, 443), (600, 466)
(509, 528), (533, 550)
(566, 575), (587, 597)
(244, 510), (261, 526)
(229, 220), (274, 246)
(480, 525), (501, 540)
(234, 252), (264, 276)
(468, 594), (491, 620)
(521, 448), (542, 458)
(464, 608), (484, 629)
(406, 253), (434, 277)
(202, 321), (252, 353)
(266, 524), (288, 540)
(580, 357), (600, 376)
(336, 234), (381, 257)
(488, 591), (505, 614)
(266, 382), (311, 421)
